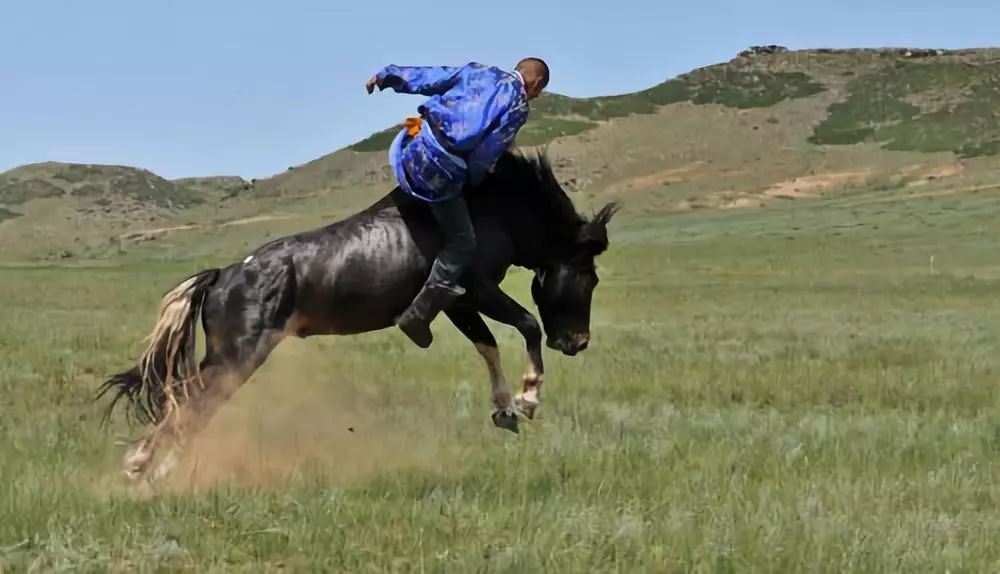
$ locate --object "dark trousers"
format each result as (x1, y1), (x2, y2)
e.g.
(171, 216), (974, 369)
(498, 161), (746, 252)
(424, 193), (477, 294)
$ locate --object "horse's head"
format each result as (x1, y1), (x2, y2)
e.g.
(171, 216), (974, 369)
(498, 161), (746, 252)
(531, 203), (618, 356)
(483, 148), (618, 356)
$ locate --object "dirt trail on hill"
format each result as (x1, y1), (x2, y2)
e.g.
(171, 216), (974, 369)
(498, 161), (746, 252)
(119, 213), (300, 242)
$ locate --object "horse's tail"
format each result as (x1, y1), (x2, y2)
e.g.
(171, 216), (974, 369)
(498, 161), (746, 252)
(97, 268), (221, 427)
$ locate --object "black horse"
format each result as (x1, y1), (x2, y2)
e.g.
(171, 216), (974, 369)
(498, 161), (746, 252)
(98, 146), (617, 481)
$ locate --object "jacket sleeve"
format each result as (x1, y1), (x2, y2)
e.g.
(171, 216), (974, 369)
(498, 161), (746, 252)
(375, 65), (462, 96)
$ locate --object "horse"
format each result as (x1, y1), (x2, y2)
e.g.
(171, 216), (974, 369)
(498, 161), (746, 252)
(97, 146), (618, 481)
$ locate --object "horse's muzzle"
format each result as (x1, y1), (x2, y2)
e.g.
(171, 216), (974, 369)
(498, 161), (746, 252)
(547, 333), (590, 356)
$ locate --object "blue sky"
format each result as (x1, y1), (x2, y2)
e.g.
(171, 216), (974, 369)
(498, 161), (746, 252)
(2, 0), (997, 179)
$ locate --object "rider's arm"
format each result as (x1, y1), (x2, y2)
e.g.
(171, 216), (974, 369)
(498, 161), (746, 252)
(374, 65), (462, 96)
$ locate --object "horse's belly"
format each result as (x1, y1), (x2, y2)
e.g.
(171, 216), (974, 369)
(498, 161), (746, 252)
(292, 237), (428, 337)
(301, 291), (408, 336)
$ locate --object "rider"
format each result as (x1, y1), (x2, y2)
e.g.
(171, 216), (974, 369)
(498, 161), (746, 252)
(366, 58), (550, 348)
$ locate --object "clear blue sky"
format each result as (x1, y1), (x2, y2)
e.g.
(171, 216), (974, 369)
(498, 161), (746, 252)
(2, 0), (997, 179)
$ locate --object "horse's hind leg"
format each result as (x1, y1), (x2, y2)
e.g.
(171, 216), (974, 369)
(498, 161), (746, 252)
(124, 416), (177, 480)
(140, 255), (299, 482)
(138, 327), (285, 482)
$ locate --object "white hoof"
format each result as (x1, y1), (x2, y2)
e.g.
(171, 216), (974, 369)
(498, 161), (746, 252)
(124, 444), (153, 480)
(149, 449), (181, 482)
(515, 392), (539, 420)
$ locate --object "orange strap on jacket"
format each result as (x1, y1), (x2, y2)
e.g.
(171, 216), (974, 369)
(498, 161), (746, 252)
(404, 116), (423, 137)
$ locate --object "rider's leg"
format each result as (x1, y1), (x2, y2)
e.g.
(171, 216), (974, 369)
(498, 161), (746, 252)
(396, 193), (477, 348)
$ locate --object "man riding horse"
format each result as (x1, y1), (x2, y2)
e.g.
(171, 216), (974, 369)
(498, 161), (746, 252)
(99, 56), (621, 482)
(365, 58), (551, 348)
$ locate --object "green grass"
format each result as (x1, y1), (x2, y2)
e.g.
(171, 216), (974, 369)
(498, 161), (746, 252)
(530, 79), (692, 121)
(810, 60), (1000, 156)
(0, 178), (65, 204)
(959, 139), (1000, 158)
(516, 118), (599, 147)
(686, 68), (825, 109)
(3, 186), (1000, 571)
(348, 125), (404, 152)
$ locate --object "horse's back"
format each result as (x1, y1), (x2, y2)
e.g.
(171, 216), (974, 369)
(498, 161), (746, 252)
(235, 194), (435, 336)
(209, 186), (508, 338)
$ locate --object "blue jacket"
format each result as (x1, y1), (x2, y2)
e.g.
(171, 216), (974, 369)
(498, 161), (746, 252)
(376, 62), (530, 201)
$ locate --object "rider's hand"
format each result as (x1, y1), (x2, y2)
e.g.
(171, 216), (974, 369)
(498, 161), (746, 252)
(365, 75), (378, 94)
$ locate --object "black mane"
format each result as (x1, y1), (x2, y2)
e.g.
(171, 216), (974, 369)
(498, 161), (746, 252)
(479, 146), (585, 230)
(371, 145), (613, 249)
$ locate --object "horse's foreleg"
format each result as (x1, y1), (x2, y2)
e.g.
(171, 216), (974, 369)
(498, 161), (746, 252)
(472, 285), (545, 420)
(518, 349), (544, 421)
(445, 307), (518, 433)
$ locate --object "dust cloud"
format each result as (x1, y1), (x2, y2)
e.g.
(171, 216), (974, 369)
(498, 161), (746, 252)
(154, 338), (462, 493)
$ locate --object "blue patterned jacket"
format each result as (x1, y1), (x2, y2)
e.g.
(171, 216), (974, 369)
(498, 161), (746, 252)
(376, 62), (530, 201)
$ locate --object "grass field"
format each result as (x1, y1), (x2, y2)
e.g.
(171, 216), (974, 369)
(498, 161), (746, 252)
(2, 182), (1000, 572)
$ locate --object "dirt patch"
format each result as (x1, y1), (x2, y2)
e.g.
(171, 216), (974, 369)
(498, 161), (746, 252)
(763, 170), (871, 199)
(221, 214), (297, 227)
(119, 225), (199, 242)
(119, 213), (301, 244)
(720, 196), (764, 209)
(682, 191), (765, 211)
(898, 163), (965, 186)
(606, 162), (706, 193)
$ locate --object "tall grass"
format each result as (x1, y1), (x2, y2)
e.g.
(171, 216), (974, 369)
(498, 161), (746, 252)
(2, 189), (1000, 571)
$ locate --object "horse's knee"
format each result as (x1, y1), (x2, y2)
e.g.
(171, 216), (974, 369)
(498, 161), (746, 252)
(517, 316), (542, 342)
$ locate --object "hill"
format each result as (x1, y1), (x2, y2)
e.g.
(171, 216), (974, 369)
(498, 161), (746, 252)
(173, 176), (253, 200)
(0, 163), (252, 260)
(0, 162), (203, 207)
(248, 46), (1000, 208)
(3, 46), (1000, 260)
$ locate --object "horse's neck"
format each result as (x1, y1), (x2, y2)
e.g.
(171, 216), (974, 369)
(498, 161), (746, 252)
(359, 186), (572, 267)
(502, 212), (574, 269)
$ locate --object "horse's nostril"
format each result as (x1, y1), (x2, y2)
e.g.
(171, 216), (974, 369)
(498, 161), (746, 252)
(577, 340), (589, 351)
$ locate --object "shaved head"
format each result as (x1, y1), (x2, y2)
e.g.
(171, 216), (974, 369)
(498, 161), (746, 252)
(516, 57), (549, 100)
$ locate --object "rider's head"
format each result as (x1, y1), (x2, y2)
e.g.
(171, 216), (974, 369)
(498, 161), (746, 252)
(516, 57), (549, 100)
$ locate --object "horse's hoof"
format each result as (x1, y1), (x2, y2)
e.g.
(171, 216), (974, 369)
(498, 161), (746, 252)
(150, 449), (181, 482)
(124, 447), (152, 480)
(514, 393), (539, 420)
(491, 409), (519, 434)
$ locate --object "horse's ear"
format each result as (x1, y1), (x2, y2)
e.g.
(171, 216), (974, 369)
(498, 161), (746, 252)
(593, 202), (620, 228)
(578, 202), (619, 256)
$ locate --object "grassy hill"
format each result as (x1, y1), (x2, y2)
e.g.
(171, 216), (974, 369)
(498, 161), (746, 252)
(275, 47), (1000, 211)
(3, 47), (1000, 261)
(0, 163), (252, 260)
(173, 176), (253, 200)
(0, 162), (202, 207)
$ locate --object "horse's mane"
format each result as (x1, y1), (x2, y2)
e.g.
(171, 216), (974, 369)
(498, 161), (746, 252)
(372, 145), (614, 245)
(480, 146), (585, 231)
